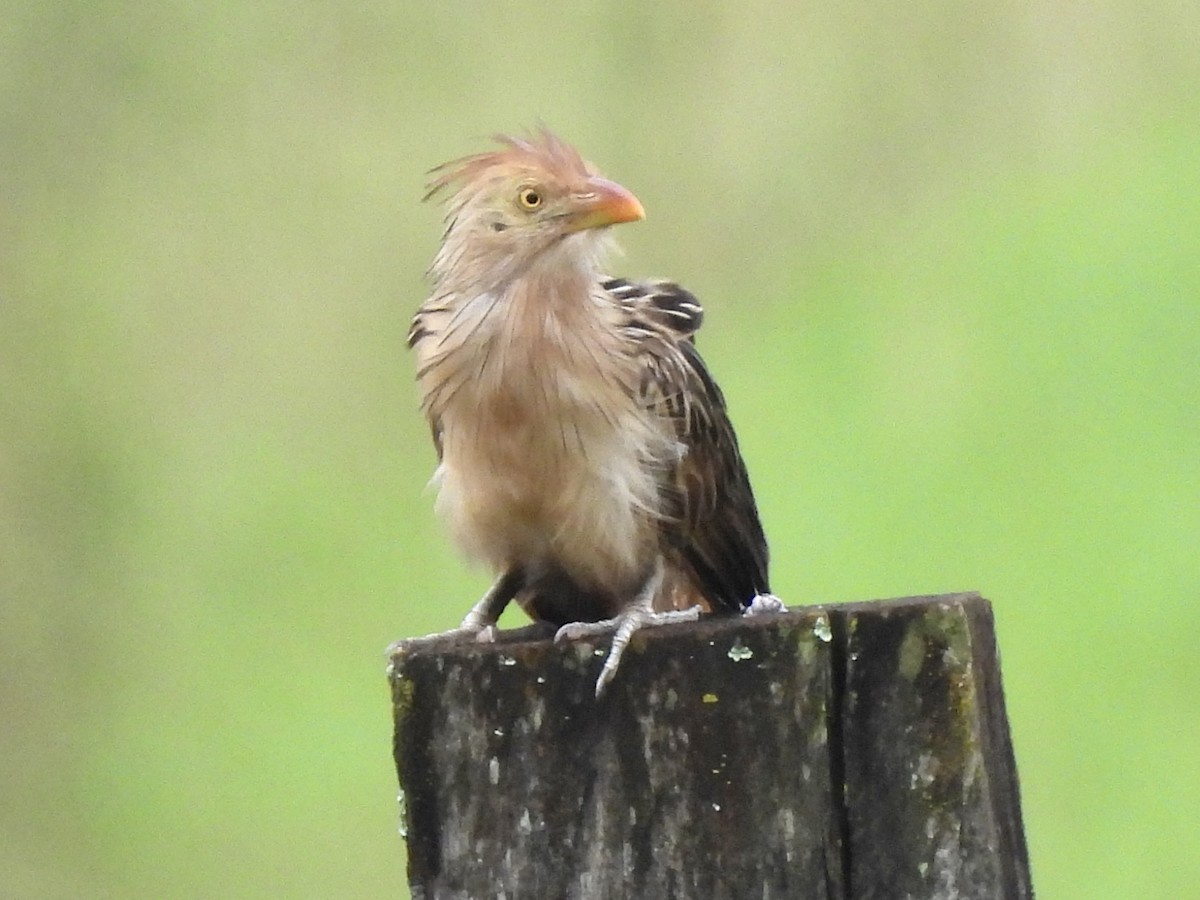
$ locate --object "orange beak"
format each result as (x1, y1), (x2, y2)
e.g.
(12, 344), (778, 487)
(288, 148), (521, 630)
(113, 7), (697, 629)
(566, 177), (645, 232)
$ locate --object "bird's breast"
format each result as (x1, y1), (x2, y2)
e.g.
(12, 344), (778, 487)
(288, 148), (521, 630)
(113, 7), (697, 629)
(418, 297), (673, 590)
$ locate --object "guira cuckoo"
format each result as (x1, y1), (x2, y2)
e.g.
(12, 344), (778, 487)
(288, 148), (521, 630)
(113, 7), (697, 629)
(400, 129), (781, 696)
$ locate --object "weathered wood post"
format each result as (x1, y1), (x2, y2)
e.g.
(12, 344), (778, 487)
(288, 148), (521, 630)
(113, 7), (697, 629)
(388, 592), (1033, 899)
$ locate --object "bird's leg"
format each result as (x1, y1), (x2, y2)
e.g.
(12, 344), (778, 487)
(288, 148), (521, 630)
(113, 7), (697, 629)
(744, 593), (786, 615)
(387, 567), (525, 658)
(456, 571), (522, 642)
(554, 559), (701, 697)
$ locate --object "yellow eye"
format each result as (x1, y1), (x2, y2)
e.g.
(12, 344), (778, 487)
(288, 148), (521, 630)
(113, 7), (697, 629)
(517, 187), (542, 209)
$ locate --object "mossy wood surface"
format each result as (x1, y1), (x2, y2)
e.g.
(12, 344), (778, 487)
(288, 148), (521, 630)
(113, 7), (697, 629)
(389, 592), (1032, 900)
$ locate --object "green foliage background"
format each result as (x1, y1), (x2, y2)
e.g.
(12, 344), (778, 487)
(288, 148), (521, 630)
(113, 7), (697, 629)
(3, 3), (1197, 897)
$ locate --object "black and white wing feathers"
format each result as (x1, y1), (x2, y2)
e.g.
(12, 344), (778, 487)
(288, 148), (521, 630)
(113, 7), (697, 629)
(604, 277), (771, 611)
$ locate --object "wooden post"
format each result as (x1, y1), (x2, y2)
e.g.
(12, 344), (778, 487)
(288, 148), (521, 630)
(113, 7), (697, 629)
(388, 592), (1033, 900)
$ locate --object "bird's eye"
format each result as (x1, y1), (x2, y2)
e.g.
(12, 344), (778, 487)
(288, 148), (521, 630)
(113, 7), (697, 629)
(517, 188), (542, 210)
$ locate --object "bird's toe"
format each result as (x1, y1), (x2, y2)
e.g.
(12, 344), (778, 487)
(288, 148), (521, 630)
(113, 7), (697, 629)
(744, 593), (786, 616)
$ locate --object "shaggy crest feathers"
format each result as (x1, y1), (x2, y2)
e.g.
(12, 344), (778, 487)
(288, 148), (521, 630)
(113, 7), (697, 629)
(423, 129), (594, 213)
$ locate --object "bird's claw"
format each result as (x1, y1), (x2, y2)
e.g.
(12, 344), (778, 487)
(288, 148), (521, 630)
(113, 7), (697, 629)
(554, 604), (704, 697)
(744, 593), (786, 615)
(554, 618), (618, 643)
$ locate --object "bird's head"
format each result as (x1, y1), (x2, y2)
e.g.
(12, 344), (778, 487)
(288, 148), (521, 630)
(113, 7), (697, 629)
(424, 129), (644, 291)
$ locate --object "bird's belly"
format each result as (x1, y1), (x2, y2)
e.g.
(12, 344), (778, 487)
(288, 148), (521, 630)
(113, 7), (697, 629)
(434, 402), (663, 592)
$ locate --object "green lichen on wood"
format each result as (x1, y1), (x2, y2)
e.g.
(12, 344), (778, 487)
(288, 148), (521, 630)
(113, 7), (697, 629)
(390, 665), (415, 721)
(835, 594), (1019, 896)
(898, 625), (927, 681)
(388, 664), (417, 797)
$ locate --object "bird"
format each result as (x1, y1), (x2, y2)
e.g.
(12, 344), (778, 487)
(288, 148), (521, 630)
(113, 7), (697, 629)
(402, 128), (782, 696)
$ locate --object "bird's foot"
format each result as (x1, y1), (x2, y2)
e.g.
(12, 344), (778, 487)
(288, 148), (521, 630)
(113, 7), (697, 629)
(386, 622), (554, 679)
(744, 593), (786, 615)
(555, 603), (702, 698)
(386, 569), (531, 664)
(385, 601), (501, 667)
(554, 605), (702, 642)
(387, 619), (555, 659)
(385, 620), (494, 661)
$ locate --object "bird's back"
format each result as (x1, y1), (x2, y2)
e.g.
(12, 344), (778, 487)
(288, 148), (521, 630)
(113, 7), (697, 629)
(601, 277), (771, 615)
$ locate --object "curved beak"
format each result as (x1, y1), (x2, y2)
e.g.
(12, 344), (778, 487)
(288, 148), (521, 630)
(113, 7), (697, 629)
(566, 177), (645, 232)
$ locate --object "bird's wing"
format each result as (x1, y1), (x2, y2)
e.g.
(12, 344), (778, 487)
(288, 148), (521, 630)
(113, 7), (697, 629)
(408, 304), (445, 459)
(604, 277), (771, 611)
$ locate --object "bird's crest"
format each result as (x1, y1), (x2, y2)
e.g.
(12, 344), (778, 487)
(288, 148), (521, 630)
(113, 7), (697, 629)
(424, 128), (594, 206)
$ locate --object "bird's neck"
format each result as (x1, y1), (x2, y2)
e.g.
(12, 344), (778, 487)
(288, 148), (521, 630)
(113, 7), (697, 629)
(448, 243), (615, 345)
(508, 252), (600, 324)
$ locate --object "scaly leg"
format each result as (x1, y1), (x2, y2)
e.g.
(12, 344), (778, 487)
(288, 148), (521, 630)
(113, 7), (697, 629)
(387, 567), (525, 658)
(554, 558), (701, 697)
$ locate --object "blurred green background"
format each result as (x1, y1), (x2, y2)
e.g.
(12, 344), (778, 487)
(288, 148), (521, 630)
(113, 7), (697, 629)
(3, 2), (1197, 897)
